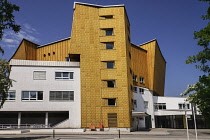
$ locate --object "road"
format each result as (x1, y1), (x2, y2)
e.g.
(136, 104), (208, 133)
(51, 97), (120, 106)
(0, 129), (209, 140)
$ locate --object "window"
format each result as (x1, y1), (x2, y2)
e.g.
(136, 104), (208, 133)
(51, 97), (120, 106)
(130, 68), (132, 74)
(144, 101), (148, 109)
(132, 75), (137, 82)
(140, 77), (145, 84)
(7, 91), (16, 100)
(139, 88), (144, 94)
(65, 57), (70, 62)
(107, 80), (115, 87)
(154, 103), (166, 111)
(101, 15), (113, 19)
(22, 91), (43, 101)
(105, 42), (114, 49)
(130, 84), (133, 91)
(105, 28), (113, 36)
(179, 103), (190, 109)
(34, 71), (46, 80)
(134, 87), (137, 93)
(55, 72), (73, 79)
(108, 98), (116, 106)
(50, 91), (74, 101)
(134, 100), (137, 108)
(106, 61), (114, 68)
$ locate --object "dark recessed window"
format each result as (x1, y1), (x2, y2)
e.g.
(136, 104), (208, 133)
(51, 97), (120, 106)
(44, 54), (46, 57)
(140, 77), (145, 84)
(101, 15), (113, 19)
(48, 53), (50, 56)
(108, 98), (116, 106)
(105, 42), (114, 49)
(105, 28), (113, 36)
(106, 62), (114, 68)
(107, 80), (115, 88)
(66, 57), (70, 62)
(53, 52), (55, 55)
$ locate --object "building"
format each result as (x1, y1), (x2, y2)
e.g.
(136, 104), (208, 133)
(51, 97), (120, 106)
(1, 2), (207, 131)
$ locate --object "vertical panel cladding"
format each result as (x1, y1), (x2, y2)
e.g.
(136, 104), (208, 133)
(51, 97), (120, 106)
(140, 40), (166, 96)
(153, 42), (166, 96)
(130, 45), (149, 89)
(70, 4), (131, 128)
(36, 39), (70, 61)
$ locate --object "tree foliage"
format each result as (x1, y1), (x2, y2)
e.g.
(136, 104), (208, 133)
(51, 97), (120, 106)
(182, 0), (210, 120)
(0, 0), (20, 108)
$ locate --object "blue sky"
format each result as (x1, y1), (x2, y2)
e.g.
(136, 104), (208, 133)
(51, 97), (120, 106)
(0, 0), (208, 97)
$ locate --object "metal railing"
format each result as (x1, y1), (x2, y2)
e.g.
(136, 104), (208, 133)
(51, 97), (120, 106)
(0, 124), (51, 129)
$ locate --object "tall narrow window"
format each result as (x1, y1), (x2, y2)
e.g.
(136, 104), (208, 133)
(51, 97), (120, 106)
(107, 80), (115, 88)
(132, 75), (137, 82)
(106, 62), (114, 68)
(144, 101), (148, 109)
(105, 42), (114, 49)
(134, 87), (137, 93)
(134, 100), (137, 108)
(105, 28), (113, 36)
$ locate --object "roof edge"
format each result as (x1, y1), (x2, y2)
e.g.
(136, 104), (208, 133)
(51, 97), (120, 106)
(38, 37), (71, 48)
(139, 38), (157, 46)
(131, 43), (147, 52)
(73, 2), (124, 9)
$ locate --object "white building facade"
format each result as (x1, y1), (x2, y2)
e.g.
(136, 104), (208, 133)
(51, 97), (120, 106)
(132, 86), (207, 131)
(0, 59), (81, 128)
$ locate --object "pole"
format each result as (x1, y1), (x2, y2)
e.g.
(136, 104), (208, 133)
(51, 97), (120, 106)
(53, 129), (55, 139)
(118, 129), (120, 139)
(185, 101), (189, 140)
(192, 103), (198, 140)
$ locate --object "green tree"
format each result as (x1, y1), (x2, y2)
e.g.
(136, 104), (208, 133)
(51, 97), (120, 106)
(0, 0), (20, 108)
(182, 0), (210, 123)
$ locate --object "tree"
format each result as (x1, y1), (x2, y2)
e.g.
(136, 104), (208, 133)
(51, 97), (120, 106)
(182, 0), (210, 123)
(0, 0), (20, 108)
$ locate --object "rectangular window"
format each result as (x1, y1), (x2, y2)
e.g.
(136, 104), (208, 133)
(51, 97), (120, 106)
(65, 57), (70, 62)
(105, 28), (113, 36)
(22, 91), (43, 101)
(154, 103), (166, 111)
(108, 113), (117, 127)
(105, 42), (114, 49)
(49, 91), (74, 101)
(34, 71), (46, 80)
(144, 101), (148, 109)
(108, 98), (116, 106)
(178, 103), (190, 109)
(55, 72), (74, 80)
(101, 15), (113, 19)
(7, 91), (16, 100)
(106, 61), (114, 68)
(134, 100), (137, 108)
(140, 77), (145, 84)
(139, 88), (144, 94)
(133, 75), (137, 82)
(134, 87), (137, 93)
(107, 80), (115, 88)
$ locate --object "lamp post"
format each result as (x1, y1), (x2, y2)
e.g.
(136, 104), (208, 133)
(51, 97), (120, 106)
(192, 103), (198, 140)
(185, 101), (189, 140)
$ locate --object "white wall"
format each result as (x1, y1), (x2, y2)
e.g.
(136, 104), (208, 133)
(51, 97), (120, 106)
(1, 60), (81, 128)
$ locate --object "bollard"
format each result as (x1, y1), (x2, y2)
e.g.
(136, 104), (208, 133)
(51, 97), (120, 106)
(118, 129), (120, 139)
(53, 129), (55, 139)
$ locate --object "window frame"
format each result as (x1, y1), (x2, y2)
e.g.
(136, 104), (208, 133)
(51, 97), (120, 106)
(107, 80), (115, 88)
(49, 91), (74, 101)
(33, 71), (46, 80)
(108, 98), (116, 106)
(139, 88), (144, 94)
(154, 103), (166, 111)
(104, 28), (114, 36)
(21, 91), (43, 101)
(6, 91), (16, 101)
(106, 61), (115, 69)
(55, 72), (74, 80)
(140, 76), (145, 84)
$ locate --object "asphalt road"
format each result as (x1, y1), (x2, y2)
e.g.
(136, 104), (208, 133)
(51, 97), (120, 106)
(0, 129), (210, 140)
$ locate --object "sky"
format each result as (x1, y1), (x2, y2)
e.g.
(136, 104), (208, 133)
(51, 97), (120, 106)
(0, 0), (208, 97)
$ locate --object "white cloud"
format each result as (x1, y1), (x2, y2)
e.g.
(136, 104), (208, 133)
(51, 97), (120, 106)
(0, 23), (40, 48)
